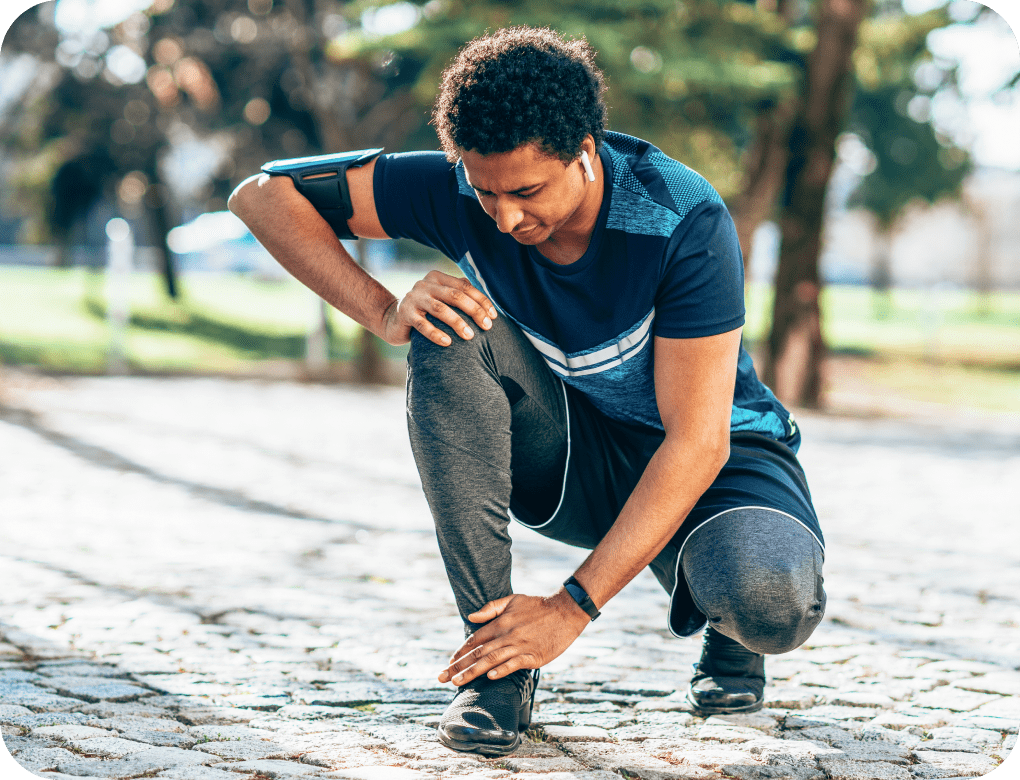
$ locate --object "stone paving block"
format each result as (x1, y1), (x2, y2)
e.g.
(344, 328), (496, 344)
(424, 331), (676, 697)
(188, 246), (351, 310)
(31, 725), (117, 742)
(744, 736), (841, 763)
(295, 682), (389, 707)
(696, 725), (764, 743)
(818, 757), (910, 780)
(799, 705), (879, 722)
(6, 744), (77, 771)
(824, 691), (896, 709)
(568, 711), (637, 729)
(40, 676), (156, 703)
(0, 683), (85, 712)
(497, 773), (620, 780)
(78, 701), (178, 719)
(85, 715), (188, 732)
(658, 745), (759, 769)
(503, 756), (587, 772)
(874, 709), (954, 730)
(542, 725), (613, 742)
(68, 735), (156, 757)
(116, 728), (198, 748)
(193, 738), (300, 760)
(177, 705), (261, 725)
(276, 704), (368, 720)
(158, 766), (257, 779)
(217, 693), (290, 710)
(912, 688), (1001, 713)
(36, 665), (130, 679)
(55, 745), (223, 777)
(6, 711), (91, 730)
(968, 695), (1020, 720)
(764, 688), (819, 710)
(911, 750), (999, 776)
(949, 714), (1018, 734)
(797, 726), (911, 764)
(719, 765), (824, 780)
(299, 745), (394, 769)
(562, 742), (719, 780)
(634, 696), (696, 713)
(190, 724), (279, 740)
(329, 768), (432, 780)
(705, 712), (780, 732)
(0, 670), (39, 682)
(953, 673), (1020, 697)
(224, 758), (349, 777)
(915, 661), (1003, 676)
(602, 674), (682, 697)
(915, 738), (982, 753)
(930, 727), (1001, 746)
(609, 723), (695, 741)
(0, 704), (34, 722)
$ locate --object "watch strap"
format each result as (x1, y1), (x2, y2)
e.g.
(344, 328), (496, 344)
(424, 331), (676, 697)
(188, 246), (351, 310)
(563, 576), (601, 621)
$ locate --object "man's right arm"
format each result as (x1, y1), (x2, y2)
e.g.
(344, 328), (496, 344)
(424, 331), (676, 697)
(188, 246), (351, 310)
(228, 159), (496, 347)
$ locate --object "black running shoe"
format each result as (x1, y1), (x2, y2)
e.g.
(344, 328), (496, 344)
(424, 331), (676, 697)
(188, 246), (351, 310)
(438, 669), (539, 756)
(687, 625), (765, 715)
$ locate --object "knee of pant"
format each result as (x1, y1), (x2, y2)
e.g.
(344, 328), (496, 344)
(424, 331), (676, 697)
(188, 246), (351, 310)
(699, 561), (826, 655)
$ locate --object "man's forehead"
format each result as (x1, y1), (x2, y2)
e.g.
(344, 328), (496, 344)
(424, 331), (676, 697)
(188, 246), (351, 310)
(460, 144), (566, 191)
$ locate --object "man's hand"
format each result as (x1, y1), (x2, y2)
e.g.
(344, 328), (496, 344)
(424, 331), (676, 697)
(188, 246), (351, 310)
(438, 591), (591, 686)
(383, 270), (497, 347)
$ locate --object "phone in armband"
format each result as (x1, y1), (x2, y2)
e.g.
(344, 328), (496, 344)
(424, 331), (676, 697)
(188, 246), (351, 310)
(261, 148), (383, 240)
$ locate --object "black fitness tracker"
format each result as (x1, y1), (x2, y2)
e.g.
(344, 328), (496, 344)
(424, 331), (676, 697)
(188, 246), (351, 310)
(563, 576), (601, 621)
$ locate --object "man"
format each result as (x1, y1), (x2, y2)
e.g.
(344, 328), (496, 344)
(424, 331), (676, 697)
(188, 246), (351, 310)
(229, 26), (825, 758)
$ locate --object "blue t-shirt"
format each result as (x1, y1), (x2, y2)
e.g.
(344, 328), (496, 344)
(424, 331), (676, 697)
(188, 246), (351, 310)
(374, 131), (796, 444)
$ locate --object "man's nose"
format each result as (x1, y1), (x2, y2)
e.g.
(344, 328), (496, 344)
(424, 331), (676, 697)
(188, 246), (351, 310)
(494, 197), (523, 233)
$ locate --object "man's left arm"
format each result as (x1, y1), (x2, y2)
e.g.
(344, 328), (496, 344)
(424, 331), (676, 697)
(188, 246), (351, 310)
(439, 328), (741, 685)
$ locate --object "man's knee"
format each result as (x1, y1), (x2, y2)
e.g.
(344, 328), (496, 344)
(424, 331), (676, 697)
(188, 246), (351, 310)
(683, 508), (825, 655)
(707, 558), (826, 654)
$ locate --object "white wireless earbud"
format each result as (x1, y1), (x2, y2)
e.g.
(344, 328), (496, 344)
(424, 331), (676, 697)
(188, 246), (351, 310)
(580, 150), (596, 182)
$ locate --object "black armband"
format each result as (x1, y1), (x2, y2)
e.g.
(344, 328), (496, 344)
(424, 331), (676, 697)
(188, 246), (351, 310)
(261, 148), (383, 240)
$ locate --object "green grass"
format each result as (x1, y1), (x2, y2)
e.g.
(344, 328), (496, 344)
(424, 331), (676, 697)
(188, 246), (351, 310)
(1, 267), (1018, 412)
(744, 282), (1020, 367)
(0, 267), (417, 375)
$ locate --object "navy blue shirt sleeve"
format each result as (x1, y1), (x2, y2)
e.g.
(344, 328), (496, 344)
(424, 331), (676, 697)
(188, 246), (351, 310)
(372, 151), (464, 261)
(653, 201), (746, 339)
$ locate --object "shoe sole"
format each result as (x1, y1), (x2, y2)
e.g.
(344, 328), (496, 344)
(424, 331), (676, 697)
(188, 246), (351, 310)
(685, 691), (764, 716)
(438, 727), (522, 756)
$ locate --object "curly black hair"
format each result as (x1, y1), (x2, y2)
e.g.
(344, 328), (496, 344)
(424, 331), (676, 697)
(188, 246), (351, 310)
(432, 26), (608, 163)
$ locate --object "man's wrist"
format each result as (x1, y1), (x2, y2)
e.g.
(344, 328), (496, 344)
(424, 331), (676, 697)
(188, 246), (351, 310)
(563, 576), (601, 621)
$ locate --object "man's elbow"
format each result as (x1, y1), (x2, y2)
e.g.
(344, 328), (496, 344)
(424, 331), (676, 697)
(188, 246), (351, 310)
(227, 174), (261, 220)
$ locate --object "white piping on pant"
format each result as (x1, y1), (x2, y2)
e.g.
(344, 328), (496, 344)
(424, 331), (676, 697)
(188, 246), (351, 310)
(508, 380), (571, 531)
(667, 505), (825, 639)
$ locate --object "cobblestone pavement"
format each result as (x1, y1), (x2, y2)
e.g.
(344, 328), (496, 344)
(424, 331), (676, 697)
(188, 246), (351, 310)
(1, 369), (1018, 780)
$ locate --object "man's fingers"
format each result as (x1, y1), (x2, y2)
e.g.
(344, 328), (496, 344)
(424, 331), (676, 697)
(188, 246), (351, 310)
(411, 315), (452, 347)
(448, 643), (519, 685)
(468, 596), (513, 623)
(423, 299), (475, 341)
(453, 278), (498, 325)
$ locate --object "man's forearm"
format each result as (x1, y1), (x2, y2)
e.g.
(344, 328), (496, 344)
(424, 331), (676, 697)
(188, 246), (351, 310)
(229, 174), (399, 342)
(568, 434), (728, 613)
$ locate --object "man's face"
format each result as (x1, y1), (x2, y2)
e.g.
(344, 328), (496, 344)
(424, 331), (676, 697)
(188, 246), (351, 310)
(460, 143), (589, 247)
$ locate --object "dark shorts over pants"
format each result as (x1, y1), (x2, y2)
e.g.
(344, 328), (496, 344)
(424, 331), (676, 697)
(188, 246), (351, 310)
(406, 309), (826, 654)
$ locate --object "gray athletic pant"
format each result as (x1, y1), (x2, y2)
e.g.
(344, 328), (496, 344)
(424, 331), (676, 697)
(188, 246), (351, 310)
(406, 310), (825, 655)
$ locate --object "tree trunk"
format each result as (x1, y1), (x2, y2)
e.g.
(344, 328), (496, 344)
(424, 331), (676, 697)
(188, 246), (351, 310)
(763, 0), (867, 408)
(144, 158), (180, 299)
(730, 100), (796, 270)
